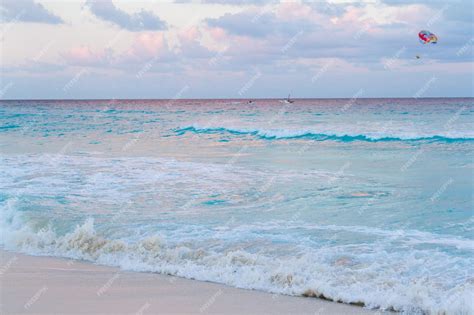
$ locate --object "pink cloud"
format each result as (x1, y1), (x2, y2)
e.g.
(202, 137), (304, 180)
(118, 32), (173, 62)
(177, 26), (213, 59)
(62, 33), (173, 68)
(335, 3), (431, 27)
(179, 26), (200, 42)
(62, 45), (108, 66)
(126, 32), (169, 59)
(275, 2), (314, 21)
(208, 27), (227, 42)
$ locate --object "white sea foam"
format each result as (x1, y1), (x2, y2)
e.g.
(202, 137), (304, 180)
(1, 152), (473, 314)
(1, 201), (473, 314)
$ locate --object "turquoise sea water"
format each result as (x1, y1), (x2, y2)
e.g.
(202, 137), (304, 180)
(1, 99), (473, 314)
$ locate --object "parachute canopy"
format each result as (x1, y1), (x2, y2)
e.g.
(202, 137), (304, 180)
(419, 30), (438, 44)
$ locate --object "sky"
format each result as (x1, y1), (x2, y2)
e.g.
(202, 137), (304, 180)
(0, 0), (473, 99)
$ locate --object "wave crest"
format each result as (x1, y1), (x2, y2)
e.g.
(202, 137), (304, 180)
(175, 125), (474, 143)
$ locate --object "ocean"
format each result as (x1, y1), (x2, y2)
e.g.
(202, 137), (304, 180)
(1, 98), (473, 314)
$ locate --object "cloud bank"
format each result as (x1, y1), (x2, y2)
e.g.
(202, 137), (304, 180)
(85, 0), (167, 31)
(1, 0), (473, 98)
(0, 0), (63, 24)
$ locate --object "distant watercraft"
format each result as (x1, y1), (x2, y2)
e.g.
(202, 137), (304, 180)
(283, 94), (294, 104)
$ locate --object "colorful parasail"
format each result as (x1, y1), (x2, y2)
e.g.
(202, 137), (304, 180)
(418, 30), (438, 44)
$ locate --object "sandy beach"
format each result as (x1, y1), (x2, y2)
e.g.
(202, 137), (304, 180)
(0, 250), (380, 315)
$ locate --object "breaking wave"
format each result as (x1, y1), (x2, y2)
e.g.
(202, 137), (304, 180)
(1, 198), (473, 314)
(175, 125), (474, 143)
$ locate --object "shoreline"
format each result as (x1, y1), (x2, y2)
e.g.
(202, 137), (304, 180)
(0, 249), (381, 314)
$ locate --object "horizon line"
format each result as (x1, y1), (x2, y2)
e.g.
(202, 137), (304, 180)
(1, 96), (473, 101)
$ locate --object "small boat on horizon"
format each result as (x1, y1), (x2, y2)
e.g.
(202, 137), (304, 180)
(283, 94), (294, 104)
